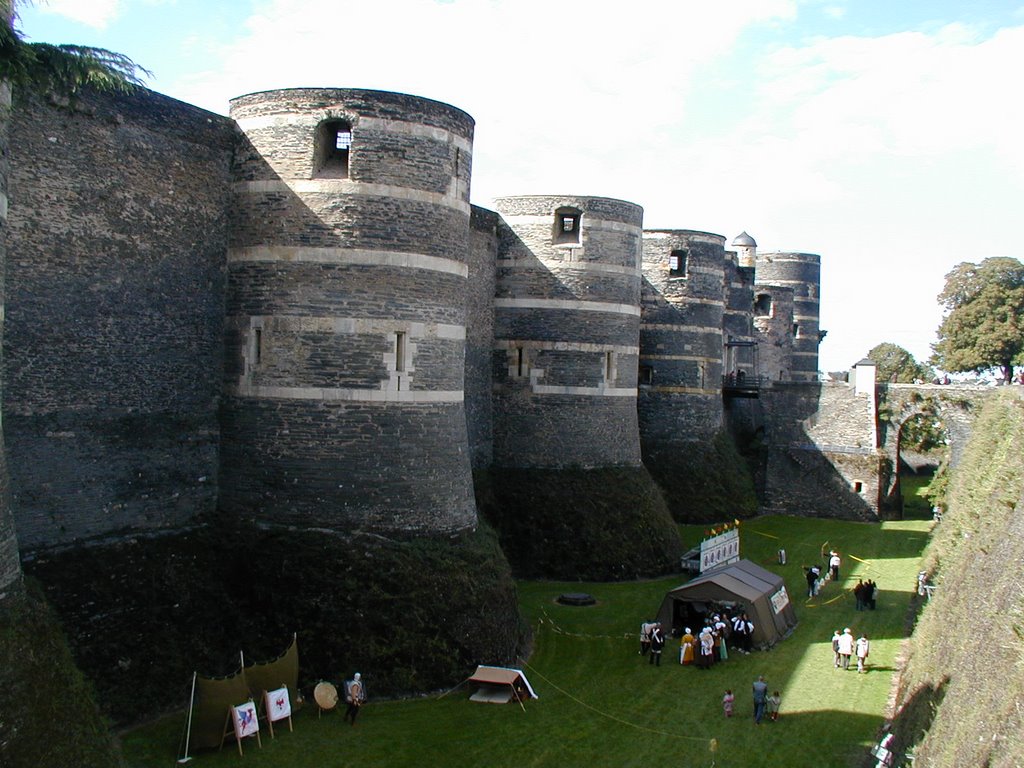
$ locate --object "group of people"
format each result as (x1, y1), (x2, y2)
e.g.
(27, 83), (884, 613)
(853, 578), (877, 610)
(640, 610), (756, 671)
(831, 627), (871, 672)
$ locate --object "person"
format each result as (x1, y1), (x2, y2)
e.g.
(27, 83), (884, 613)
(752, 675), (768, 724)
(698, 627), (715, 669)
(837, 627), (854, 670)
(854, 578), (865, 611)
(722, 689), (734, 717)
(856, 634), (870, 673)
(732, 613), (753, 654)
(767, 691), (781, 721)
(649, 623), (664, 666)
(829, 551), (841, 581)
(639, 621), (654, 656)
(344, 672), (366, 725)
(679, 627), (695, 665)
(831, 630), (842, 668)
(864, 579), (877, 610)
(713, 614), (729, 661)
(806, 565), (821, 597)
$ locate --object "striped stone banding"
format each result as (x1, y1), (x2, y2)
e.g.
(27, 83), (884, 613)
(639, 354), (720, 363)
(244, 315), (465, 339)
(228, 246), (469, 278)
(640, 322), (722, 334)
(499, 261), (640, 277)
(494, 298), (641, 316)
(234, 179), (471, 215)
(227, 383), (464, 403)
(642, 386), (720, 395)
(496, 214), (641, 234)
(234, 114), (473, 153)
(530, 384), (637, 397)
(494, 340), (638, 354)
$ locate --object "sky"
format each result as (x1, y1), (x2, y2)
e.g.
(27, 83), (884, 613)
(14, 0), (1024, 374)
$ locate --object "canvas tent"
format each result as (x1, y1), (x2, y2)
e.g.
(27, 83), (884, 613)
(656, 559), (797, 648)
(467, 665), (538, 705)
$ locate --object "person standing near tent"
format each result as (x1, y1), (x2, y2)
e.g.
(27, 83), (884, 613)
(639, 621), (655, 656)
(648, 623), (665, 666)
(679, 627), (695, 665)
(343, 672), (366, 725)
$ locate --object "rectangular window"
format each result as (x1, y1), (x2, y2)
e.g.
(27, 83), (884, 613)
(669, 249), (688, 277)
(516, 347), (526, 378)
(395, 332), (407, 372)
(553, 208), (582, 245)
(639, 365), (654, 385)
(604, 351), (615, 383)
(754, 294), (772, 317)
(254, 328), (262, 365)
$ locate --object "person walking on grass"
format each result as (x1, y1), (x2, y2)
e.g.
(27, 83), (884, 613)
(856, 633), (870, 673)
(752, 675), (768, 724)
(831, 630), (842, 668)
(837, 628), (854, 670)
(723, 689), (734, 717)
(767, 691), (781, 721)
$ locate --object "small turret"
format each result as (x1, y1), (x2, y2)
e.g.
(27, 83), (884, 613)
(732, 231), (757, 269)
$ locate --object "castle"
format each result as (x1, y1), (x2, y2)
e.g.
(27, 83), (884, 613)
(2, 85), (893, 724)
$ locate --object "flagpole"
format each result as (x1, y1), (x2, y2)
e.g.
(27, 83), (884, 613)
(177, 671), (197, 763)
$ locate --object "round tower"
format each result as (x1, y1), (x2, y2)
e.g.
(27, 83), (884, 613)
(223, 88), (477, 534)
(755, 251), (821, 381)
(639, 229), (726, 443)
(491, 195), (645, 468)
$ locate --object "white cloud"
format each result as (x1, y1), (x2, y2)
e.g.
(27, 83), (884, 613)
(39, 0), (123, 29)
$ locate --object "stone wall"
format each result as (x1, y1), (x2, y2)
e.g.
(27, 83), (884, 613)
(761, 381), (881, 519)
(4, 87), (235, 548)
(753, 283), (794, 382)
(755, 251), (820, 381)
(222, 89), (477, 534)
(491, 195), (644, 469)
(466, 206), (498, 469)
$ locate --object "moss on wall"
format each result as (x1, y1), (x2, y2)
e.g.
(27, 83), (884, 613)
(0, 588), (124, 768)
(644, 430), (759, 523)
(476, 466), (682, 580)
(23, 521), (528, 726)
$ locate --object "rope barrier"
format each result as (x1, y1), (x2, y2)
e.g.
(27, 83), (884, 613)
(518, 658), (714, 743)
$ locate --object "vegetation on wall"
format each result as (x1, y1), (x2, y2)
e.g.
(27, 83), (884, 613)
(867, 341), (934, 383)
(644, 430), (759, 523)
(889, 390), (1024, 766)
(0, 588), (124, 768)
(476, 466), (682, 580)
(24, 521), (528, 726)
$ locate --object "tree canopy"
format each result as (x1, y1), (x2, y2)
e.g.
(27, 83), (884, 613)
(0, 2), (148, 95)
(867, 342), (933, 383)
(931, 257), (1024, 383)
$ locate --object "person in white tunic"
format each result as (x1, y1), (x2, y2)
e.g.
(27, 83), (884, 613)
(855, 634), (870, 673)
(837, 627), (854, 670)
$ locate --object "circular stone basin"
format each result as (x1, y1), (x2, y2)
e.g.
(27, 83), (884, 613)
(557, 592), (596, 606)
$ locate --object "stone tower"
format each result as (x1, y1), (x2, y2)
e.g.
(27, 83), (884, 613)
(755, 251), (822, 381)
(491, 195), (645, 468)
(222, 88), (478, 534)
(639, 229), (726, 443)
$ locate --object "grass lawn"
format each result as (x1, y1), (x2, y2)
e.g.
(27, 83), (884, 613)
(121, 515), (932, 768)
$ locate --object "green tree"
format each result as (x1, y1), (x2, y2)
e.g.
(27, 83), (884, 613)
(931, 257), (1024, 383)
(0, 1), (148, 95)
(867, 342), (934, 383)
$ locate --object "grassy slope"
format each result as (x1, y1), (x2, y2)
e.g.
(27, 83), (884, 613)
(891, 390), (1024, 767)
(122, 515), (929, 768)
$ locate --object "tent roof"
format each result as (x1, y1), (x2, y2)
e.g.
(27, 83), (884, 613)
(666, 559), (783, 601)
(467, 666), (538, 699)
